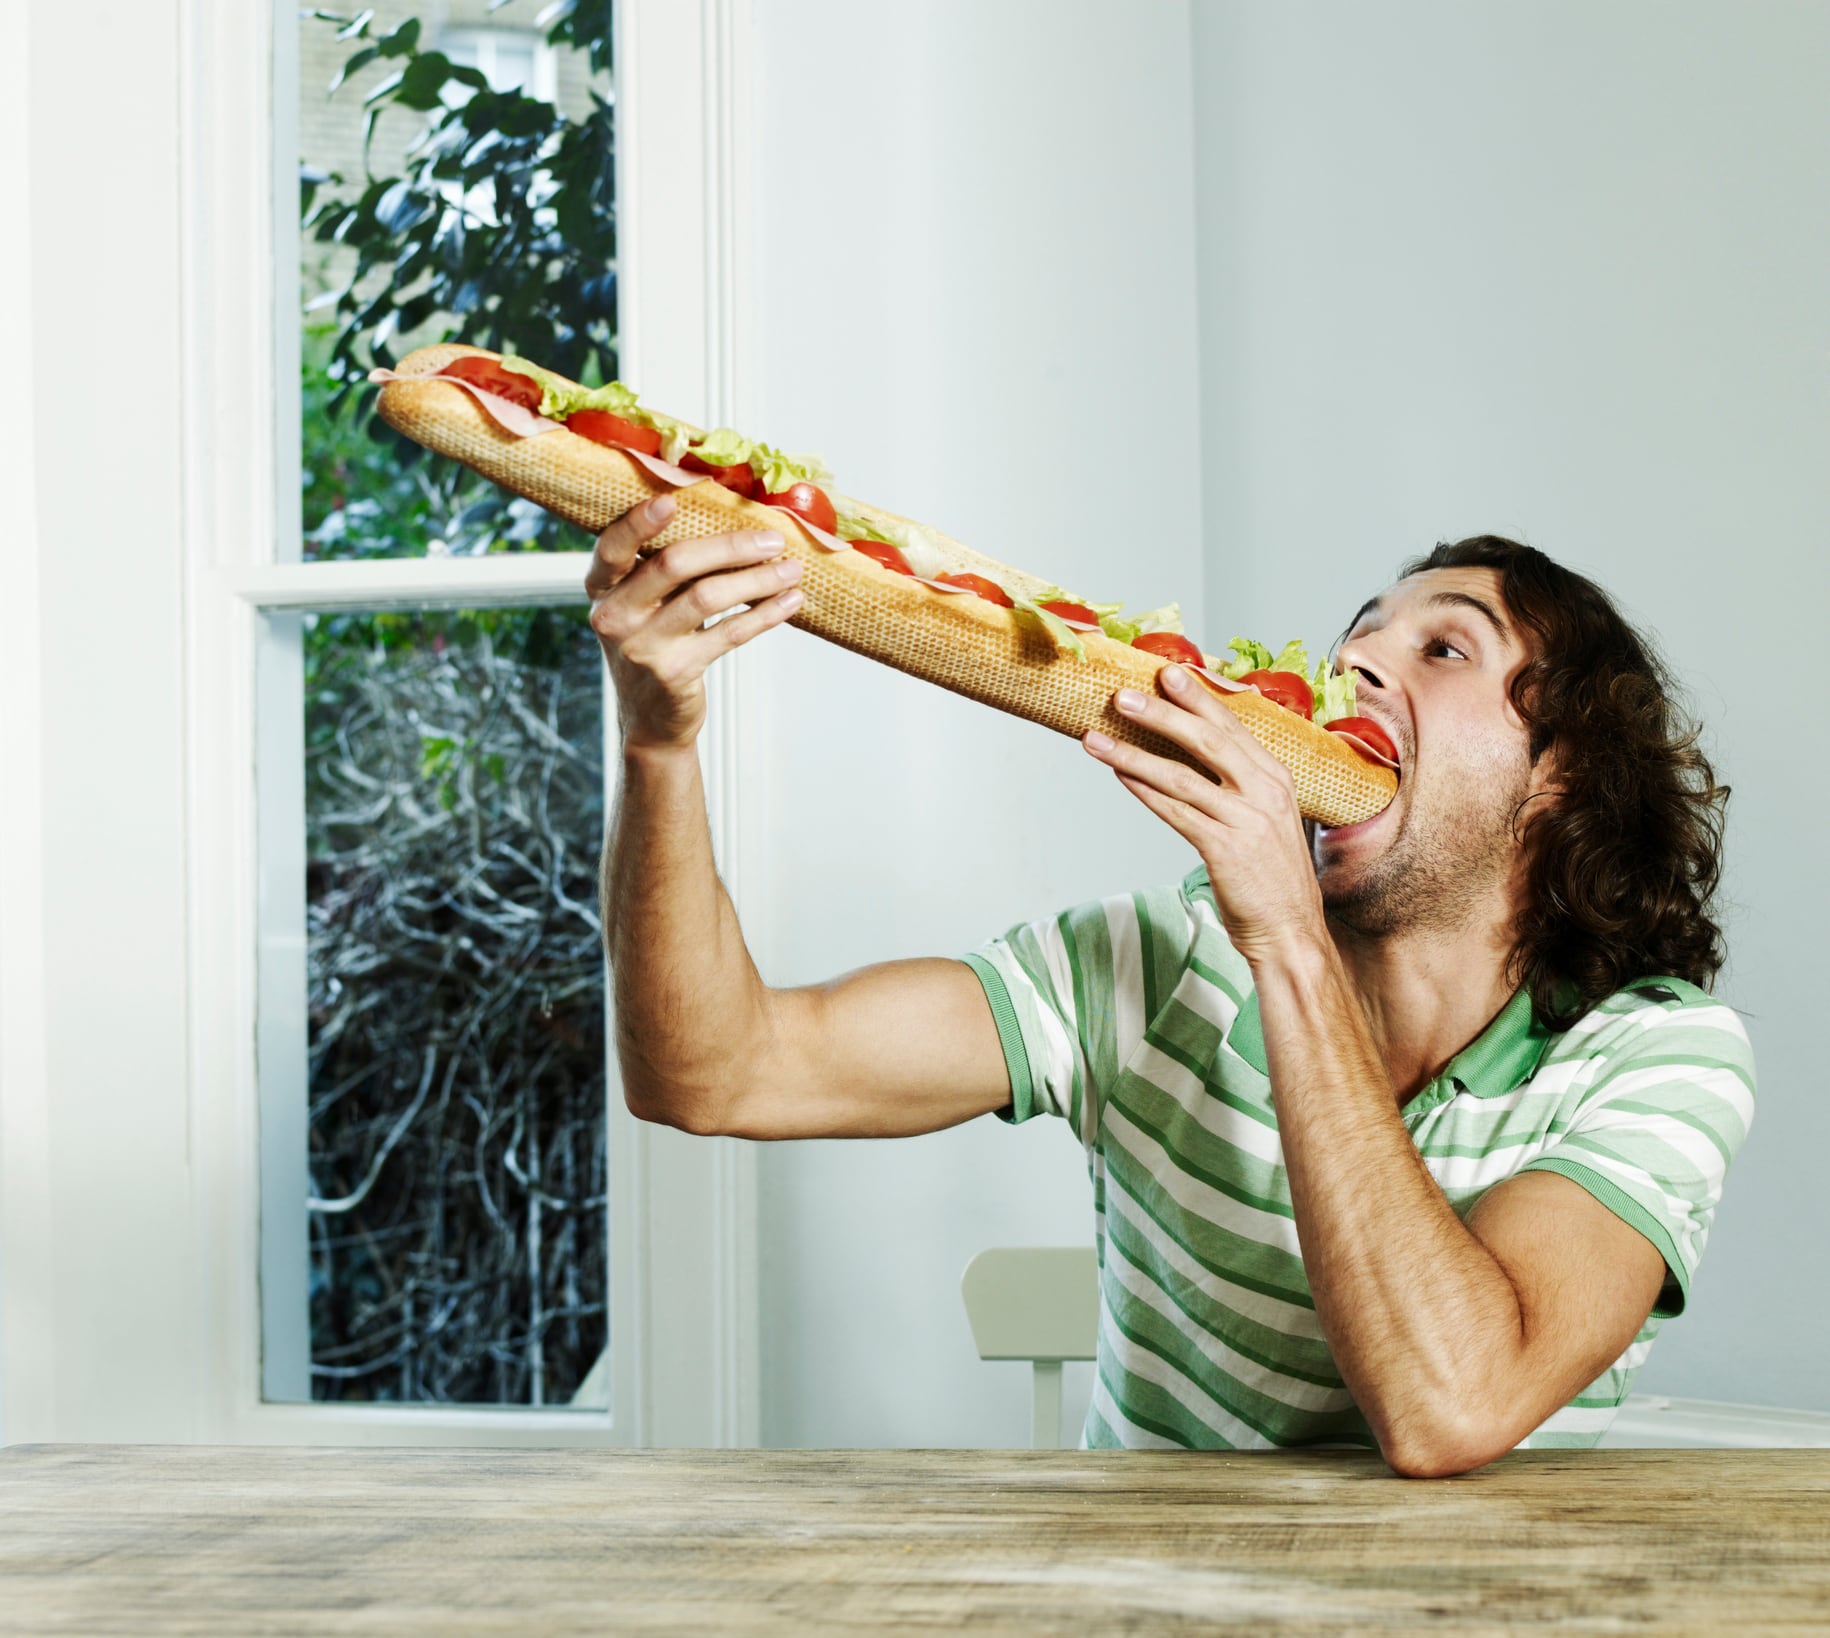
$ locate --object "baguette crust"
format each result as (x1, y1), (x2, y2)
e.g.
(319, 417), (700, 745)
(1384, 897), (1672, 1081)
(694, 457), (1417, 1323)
(376, 344), (1397, 826)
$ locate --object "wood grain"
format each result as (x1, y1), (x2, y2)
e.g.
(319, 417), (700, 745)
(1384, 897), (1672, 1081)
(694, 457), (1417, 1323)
(2, 1445), (1826, 1634)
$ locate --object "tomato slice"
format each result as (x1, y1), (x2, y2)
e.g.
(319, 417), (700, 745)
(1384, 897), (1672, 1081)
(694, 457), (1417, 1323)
(564, 408), (663, 457)
(1131, 631), (1205, 668)
(849, 539), (915, 576)
(763, 482), (838, 533)
(437, 356), (545, 413)
(1238, 668), (1315, 717)
(679, 451), (761, 499)
(1325, 717), (1400, 766)
(933, 572), (1014, 607)
(1040, 600), (1100, 625)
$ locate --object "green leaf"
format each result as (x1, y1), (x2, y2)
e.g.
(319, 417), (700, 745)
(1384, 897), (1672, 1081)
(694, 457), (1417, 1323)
(418, 733), (458, 778)
(691, 428), (753, 467)
(376, 17), (420, 57)
(362, 65), (405, 107)
(749, 442), (832, 494)
(1219, 637), (1274, 679)
(396, 53), (461, 111)
(328, 44), (381, 93)
(1268, 639), (1311, 677)
(1129, 603), (1184, 636)
(335, 9), (375, 42)
(1311, 663), (1358, 724)
(1010, 595), (1086, 661)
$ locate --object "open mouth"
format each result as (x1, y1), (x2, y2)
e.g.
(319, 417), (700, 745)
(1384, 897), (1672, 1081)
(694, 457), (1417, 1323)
(1320, 735), (1407, 841)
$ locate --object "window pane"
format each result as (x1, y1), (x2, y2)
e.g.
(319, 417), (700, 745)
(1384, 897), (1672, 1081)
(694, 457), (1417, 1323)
(261, 604), (609, 1406)
(298, 4), (615, 560)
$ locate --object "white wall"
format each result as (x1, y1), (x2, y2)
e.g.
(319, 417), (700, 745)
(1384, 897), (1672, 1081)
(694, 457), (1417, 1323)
(1189, 1), (1829, 1410)
(0, 0), (47, 1454)
(2, 0), (203, 1446)
(743, 0), (1203, 1446)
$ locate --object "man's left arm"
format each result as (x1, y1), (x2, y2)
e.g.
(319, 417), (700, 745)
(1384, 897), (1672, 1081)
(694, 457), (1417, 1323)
(1250, 940), (1665, 1476)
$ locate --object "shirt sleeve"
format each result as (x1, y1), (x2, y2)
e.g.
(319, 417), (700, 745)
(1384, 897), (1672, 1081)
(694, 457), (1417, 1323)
(959, 881), (1195, 1144)
(1517, 993), (1756, 1318)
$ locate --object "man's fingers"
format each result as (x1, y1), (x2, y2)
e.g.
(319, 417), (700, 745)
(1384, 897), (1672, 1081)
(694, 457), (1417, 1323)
(1119, 668), (1295, 797)
(645, 554), (804, 640)
(679, 583), (805, 665)
(1167, 668), (1299, 786)
(1082, 726), (1235, 825)
(618, 528), (788, 614)
(585, 493), (679, 598)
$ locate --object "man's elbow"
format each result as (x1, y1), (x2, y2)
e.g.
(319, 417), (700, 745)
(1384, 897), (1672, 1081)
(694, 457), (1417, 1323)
(622, 1079), (736, 1136)
(1377, 1409), (1515, 1479)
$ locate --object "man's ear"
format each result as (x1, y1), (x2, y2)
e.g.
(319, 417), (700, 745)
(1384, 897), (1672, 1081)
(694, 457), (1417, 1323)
(1511, 740), (1564, 844)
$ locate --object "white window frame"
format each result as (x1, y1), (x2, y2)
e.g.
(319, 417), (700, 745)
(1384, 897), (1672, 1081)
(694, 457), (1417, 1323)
(171, 0), (758, 1447)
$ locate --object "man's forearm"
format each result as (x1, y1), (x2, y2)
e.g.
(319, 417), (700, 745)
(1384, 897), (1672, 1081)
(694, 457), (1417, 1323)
(602, 741), (771, 1127)
(1252, 938), (1528, 1471)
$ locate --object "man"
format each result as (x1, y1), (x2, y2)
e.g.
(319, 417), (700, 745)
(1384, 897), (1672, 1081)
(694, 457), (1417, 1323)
(587, 498), (1754, 1476)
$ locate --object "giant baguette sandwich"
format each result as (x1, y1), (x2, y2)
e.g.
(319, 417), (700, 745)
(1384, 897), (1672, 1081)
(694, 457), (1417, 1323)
(370, 344), (1398, 826)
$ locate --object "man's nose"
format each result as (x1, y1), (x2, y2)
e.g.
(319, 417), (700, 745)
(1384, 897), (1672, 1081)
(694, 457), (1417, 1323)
(1334, 636), (1386, 693)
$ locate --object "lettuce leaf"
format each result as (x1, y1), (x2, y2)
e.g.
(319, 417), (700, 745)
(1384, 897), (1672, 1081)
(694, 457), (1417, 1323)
(1310, 663), (1358, 724)
(570, 380), (640, 417)
(689, 427), (754, 468)
(834, 510), (944, 577)
(1034, 585), (1126, 620)
(1133, 603), (1183, 635)
(654, 420), (694, 463)
(750, 441), (834, 495)
(834, 509), (892, 544)
(1269, 639), (1311, 678)
(1010, 594), (1087, 661)
(499, 355), (582, 420)
(1219, 637), (1275, 679)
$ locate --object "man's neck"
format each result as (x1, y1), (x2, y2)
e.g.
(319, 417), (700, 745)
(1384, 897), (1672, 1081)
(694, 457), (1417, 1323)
(1326, 914), (1520, 1104)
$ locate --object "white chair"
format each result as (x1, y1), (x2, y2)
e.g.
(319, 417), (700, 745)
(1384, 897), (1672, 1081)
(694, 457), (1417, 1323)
(960, 1246), (1099, 1448)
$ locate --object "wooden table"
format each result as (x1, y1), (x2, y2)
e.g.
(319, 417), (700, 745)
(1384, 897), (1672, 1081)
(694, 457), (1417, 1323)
(1, 1445), (1826, 1633)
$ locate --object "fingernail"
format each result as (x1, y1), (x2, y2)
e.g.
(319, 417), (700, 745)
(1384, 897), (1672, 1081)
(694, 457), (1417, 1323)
(1115, 689), (1145, 713)
(1161, 665), (1186, 688)
(1085, 730), (1114, 751)
(757, 531), (785, 556)
(646, 495), (676, 523)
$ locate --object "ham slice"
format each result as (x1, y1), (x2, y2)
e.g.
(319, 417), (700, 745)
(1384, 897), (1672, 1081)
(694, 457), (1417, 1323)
(366, 366), (564, 440)
(1325, 728), (1402, 771)
(1187, 665), (1257, 695)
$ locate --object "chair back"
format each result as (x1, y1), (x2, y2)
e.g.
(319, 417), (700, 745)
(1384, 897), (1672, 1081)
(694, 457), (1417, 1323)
(960, 1246), (1098, 1448)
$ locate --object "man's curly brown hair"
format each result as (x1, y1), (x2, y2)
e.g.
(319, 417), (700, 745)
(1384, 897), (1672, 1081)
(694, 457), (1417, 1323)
(1397, 536), (1729, 1030)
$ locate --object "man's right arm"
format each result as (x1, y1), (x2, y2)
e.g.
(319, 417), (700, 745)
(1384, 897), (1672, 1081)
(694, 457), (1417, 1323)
(591, 498), (1012, 1142)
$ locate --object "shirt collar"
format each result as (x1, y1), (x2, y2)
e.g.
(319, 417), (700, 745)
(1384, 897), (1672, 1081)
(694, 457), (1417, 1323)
(1227, 981), (1552, 1098)
(1185, 854), (1557, 1095)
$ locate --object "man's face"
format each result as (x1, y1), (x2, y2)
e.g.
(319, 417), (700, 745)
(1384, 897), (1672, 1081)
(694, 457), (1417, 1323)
(1313, 566), (1545, 938)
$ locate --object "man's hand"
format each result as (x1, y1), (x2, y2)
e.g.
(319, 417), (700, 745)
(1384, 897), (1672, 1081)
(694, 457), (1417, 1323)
(1080, 664), (1326, 965)
(586, 494), (805, 753)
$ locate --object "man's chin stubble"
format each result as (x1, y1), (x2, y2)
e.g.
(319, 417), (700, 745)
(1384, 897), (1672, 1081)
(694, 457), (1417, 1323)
(1318, 783), (1525, 941)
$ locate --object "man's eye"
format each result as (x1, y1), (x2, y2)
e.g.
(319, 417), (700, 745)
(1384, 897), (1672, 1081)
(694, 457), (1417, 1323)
(1424, 635), (1467, 660)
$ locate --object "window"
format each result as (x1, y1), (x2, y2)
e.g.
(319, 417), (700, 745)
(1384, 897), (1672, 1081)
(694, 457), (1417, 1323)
(443, 24), (559, 101)
(38, 0), (776, 1451)
(264, 3), (619, 1410)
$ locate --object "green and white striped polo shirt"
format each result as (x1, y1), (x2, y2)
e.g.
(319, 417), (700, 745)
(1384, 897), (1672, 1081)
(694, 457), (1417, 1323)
(960, 864), (1755, 1451)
